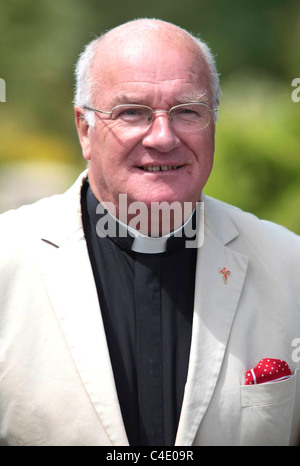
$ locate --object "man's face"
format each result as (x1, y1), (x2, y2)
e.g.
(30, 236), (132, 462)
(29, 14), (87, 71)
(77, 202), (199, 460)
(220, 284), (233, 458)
(75, 34), (216, 217)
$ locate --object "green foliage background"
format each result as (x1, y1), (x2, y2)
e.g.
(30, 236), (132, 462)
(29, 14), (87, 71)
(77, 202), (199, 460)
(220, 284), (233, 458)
(0, 0), (299, 232)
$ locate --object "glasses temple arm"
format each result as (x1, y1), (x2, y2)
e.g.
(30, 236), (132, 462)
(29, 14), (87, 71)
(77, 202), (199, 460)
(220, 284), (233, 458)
(83, 106), (112, 116)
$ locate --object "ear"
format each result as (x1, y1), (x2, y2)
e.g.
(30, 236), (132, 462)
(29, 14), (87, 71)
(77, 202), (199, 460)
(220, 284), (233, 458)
(74, 106), (92, 161)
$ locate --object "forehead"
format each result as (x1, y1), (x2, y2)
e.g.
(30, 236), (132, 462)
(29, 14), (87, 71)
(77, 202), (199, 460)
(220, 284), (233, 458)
(91, 31), (211, 106)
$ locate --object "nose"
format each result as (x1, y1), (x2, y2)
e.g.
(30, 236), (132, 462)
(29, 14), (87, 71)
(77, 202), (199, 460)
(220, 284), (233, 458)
(142, 112), (181, 153)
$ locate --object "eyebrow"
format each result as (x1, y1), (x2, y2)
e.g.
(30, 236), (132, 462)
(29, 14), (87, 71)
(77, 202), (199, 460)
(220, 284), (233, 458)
(111, 93), (146, 107)
(111, 90), (209, 107)
(175, 91), (208, 105)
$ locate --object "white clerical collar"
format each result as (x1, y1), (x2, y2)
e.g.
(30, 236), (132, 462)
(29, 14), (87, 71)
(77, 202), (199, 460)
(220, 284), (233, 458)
(129, 222), (184, 254)
(116, 211), (196, 254)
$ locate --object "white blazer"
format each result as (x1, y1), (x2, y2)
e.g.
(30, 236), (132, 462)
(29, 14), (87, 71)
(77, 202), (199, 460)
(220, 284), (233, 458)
(0, 171), (299, 446)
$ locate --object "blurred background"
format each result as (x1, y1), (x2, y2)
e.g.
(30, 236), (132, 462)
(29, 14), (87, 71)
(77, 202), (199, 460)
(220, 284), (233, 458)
(0, 0), (299, 232)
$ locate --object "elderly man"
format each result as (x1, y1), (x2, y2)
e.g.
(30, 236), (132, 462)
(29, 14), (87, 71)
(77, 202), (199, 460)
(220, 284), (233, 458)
(0, 19), (299, 447)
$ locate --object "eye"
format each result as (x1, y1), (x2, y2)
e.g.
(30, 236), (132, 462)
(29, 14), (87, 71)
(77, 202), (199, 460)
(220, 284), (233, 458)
(173, 108), (200, 119)
(122, 109), (139, 116)
(172, 104), (206, 121)
(112, 105), (150, 122)
(180, 108), (195, 114)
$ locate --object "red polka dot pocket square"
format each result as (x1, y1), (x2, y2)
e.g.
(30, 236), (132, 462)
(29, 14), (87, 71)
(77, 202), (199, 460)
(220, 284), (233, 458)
(245, 358), (292, 385)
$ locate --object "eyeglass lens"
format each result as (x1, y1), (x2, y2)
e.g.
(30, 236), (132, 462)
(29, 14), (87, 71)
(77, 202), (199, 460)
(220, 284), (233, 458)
(111, 104), (210, 132)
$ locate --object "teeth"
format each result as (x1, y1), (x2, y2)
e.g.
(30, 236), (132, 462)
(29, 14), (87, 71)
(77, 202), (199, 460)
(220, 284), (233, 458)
(143, 166), (179, 171)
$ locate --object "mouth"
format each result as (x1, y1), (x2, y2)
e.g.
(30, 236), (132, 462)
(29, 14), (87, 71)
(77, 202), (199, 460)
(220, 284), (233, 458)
(139, 165), (183, 172)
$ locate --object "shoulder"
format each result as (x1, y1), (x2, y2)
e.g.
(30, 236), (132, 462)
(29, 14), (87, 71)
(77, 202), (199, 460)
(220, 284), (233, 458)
(203, 194), (300, 256)
(0, 170), (87, 258)
(0, 170), (87, 226)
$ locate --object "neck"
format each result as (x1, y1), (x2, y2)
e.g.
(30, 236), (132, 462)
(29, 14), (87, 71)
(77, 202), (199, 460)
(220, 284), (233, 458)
(103, 197), (196, 237)
(87, 177), (196, 237)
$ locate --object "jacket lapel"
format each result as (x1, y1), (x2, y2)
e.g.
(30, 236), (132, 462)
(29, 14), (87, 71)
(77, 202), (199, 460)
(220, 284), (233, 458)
(38, 173), (129, 446)
(175, 196), (248, 445)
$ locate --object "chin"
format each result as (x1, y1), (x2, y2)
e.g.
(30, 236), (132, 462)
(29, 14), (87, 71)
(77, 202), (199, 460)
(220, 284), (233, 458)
(134, 194), (184, 208)
(132, 185), (186, 204)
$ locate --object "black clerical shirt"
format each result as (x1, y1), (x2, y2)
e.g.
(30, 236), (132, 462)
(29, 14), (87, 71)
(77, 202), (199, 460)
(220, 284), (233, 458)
(81, 182), (197, 446)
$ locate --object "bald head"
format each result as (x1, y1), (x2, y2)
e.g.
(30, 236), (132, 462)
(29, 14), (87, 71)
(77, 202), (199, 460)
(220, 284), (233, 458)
(74, 19), (220, 124)
(100, 19), (202, 53)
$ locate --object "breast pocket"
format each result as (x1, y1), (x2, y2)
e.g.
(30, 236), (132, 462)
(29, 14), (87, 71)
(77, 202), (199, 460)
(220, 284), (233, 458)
(239, 370), (298, 445)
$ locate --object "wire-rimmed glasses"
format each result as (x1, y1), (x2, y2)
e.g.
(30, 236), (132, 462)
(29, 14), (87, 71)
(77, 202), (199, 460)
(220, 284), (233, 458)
(83, 102), (217, 133)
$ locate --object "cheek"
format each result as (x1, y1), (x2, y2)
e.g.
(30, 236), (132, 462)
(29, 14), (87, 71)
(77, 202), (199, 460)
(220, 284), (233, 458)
(90, 125), (141, 166)
(184, 130), (215, 197)
(87, 129), (142, 196)
(186, 128), (215, 168)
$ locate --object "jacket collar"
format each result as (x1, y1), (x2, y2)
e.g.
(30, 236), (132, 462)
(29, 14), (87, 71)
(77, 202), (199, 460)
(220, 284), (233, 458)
(40, 170), (88, 248)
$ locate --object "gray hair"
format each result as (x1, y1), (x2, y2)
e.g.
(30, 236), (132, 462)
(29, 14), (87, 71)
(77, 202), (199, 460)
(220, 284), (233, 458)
(74, 21), (220, 126)
(74, 37), (100, 126)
